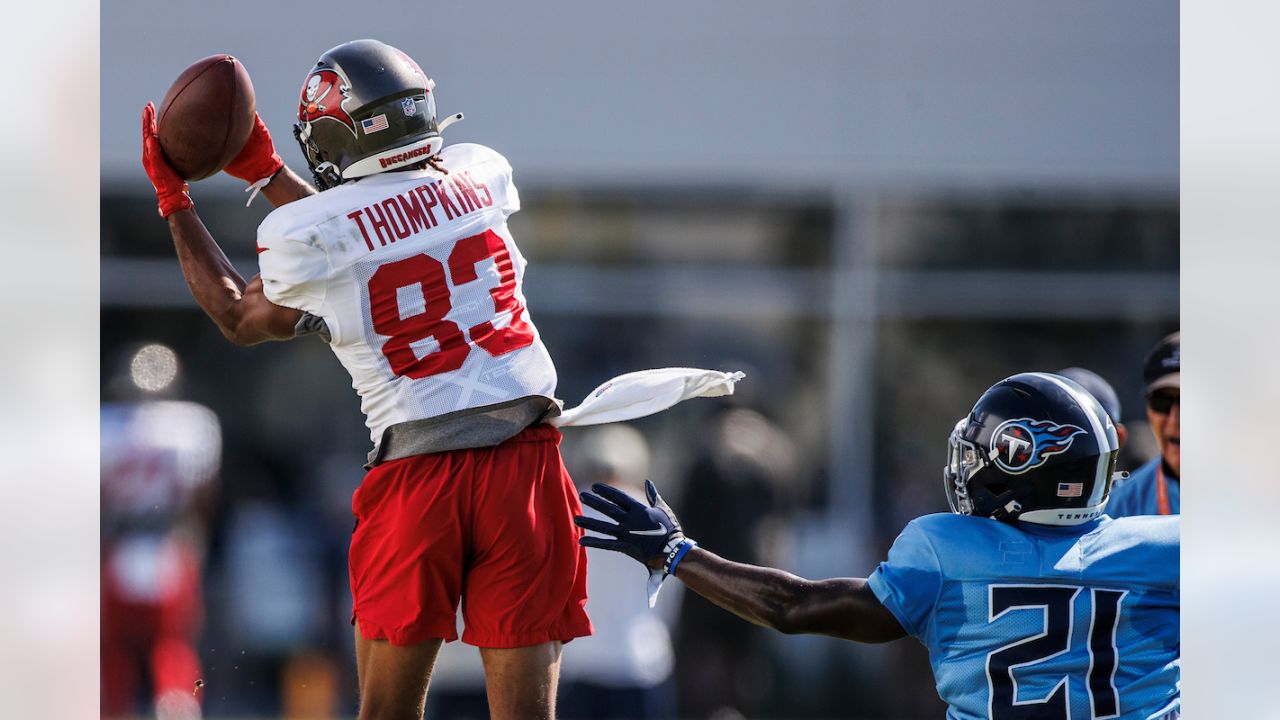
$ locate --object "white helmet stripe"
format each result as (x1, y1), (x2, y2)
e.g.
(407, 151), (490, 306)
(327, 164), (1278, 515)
(343, 136), (443, 179)
(1029, 371), (1112, 508)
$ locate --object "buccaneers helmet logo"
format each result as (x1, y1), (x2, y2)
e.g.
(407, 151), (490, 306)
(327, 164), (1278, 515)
(298, 69), (356, 136)
(989, 418), (1086, 475)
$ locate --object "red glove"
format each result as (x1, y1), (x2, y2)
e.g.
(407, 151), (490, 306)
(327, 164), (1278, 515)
(140, 102), (193, 218)
(224, 113), (284, 185)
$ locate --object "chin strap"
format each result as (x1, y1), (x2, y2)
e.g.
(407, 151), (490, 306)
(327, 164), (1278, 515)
(989, 496), (1024, 522)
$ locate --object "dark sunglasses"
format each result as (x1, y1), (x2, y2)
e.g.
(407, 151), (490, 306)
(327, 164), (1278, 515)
(1147, 391), (1180, 414)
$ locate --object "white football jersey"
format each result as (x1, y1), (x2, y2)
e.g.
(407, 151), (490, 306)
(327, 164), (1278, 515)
(256, 143), (557, 448)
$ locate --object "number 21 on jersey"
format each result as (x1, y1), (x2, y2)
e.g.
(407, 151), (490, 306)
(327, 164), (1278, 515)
(986, 584), (1128, 720)
(366, 229), (534, 378)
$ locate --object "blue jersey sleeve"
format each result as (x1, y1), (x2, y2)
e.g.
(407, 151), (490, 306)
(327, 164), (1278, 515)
(866, 519), (943, 639)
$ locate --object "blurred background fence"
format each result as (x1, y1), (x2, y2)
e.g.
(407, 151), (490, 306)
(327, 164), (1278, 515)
(102, 3), (1177, 718)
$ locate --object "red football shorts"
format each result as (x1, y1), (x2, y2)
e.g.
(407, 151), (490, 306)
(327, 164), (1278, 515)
(349, 423), (592, 648)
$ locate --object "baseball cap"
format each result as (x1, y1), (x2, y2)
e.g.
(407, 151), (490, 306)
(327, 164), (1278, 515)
(1057, 367), (1122, 422)
(1143, 332), (1180, 395)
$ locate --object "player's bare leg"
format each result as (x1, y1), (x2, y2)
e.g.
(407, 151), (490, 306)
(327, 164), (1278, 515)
(354, 627), (443, 720)
(479, 642), (563, 720)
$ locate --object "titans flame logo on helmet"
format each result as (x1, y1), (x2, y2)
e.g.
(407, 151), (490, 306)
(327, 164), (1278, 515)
(989, 418), (1086, 475)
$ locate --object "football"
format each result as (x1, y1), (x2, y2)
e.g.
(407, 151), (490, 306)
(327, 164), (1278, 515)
(156, 55), (256, 181)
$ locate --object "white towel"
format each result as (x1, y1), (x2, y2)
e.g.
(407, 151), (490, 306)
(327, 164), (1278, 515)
(552, 368), (745, 427)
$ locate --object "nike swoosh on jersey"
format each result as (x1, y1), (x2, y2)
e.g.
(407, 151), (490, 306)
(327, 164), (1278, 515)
(630, 527), (668, 536)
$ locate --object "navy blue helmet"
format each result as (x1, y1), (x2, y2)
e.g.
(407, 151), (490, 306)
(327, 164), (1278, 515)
(945, 372), (1119, 525)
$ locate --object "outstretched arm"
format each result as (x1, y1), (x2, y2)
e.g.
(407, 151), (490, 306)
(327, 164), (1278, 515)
(142, 103), (302, 345)
(670, 547), (905, 642)
(574, 481), (907, 644)
(166, 208), (301, 345)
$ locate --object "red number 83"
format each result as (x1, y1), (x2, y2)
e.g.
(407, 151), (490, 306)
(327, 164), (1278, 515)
(366, 229), (535, 378)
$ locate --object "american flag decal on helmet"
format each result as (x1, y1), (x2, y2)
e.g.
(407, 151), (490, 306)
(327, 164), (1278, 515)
(1057, 482), (1084, 497)
(990, 418), (1087, 475)
(361, 114), (389, 134)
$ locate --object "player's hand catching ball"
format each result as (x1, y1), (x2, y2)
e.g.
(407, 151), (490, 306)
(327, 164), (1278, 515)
(223, 113), (284, 186)
(575, 480), (698, 606)
(140, 102), (193, 218)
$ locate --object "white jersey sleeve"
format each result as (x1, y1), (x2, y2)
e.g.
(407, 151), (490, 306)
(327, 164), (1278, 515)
(257, 215), (332, 313)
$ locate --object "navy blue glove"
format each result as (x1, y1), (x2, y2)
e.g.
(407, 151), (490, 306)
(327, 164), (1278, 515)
(575, 480), (697, 607)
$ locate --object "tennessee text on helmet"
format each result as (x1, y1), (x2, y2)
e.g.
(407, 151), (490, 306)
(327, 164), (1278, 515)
(293, 39), (463, 190)
(943, 372), (1120, 526)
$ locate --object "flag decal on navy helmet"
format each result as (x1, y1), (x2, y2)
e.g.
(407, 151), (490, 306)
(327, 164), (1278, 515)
(989, 418), (1087, 475)
(1057, 482), (1084, 497)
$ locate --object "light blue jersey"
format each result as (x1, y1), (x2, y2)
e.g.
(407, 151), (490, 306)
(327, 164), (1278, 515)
(867, 513), (1179, 720)
(1107, 459), (1180, 518)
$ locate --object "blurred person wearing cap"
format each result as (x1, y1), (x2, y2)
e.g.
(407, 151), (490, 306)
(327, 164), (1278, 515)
(1108, 333), (1180, 517)
(101, 344), (220, 720)
(558, 425), (676, 720)
(1057, 367), (1128, 449)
